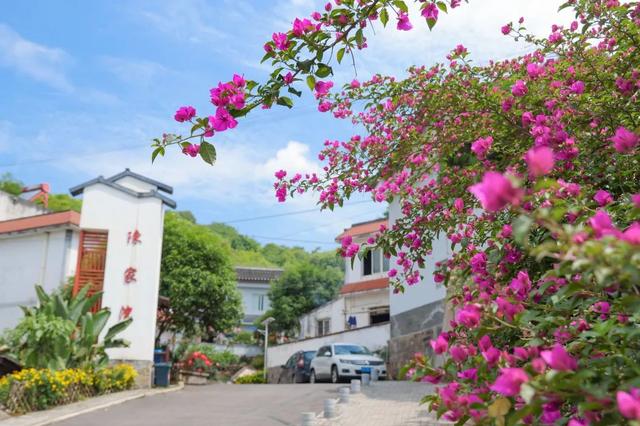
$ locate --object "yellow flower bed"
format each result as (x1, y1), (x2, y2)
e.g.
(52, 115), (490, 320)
(0, 364), (137, 414)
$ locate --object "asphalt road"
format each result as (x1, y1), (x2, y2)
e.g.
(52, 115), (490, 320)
(55, 383), (340, 426)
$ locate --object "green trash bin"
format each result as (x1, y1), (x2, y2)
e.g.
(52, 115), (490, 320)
(154, 363), (171, 387)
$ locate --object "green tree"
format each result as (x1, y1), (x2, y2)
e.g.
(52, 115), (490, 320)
(263, 261), (342, 335)
(209, 222), (261, 251)
(160, 212), (243, 340)
(47, 194), (82, 212)
(0, 173), (23, 196)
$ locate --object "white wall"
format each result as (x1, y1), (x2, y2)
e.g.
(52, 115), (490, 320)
(299, 297), (346, 339)
(267, 323), (390, 368)
(388, 199), (449, 316)
(0, 229), (78, 331)
(238, 282), (271, 319)
(344, 288), (388, 328)
(79, 183), (165, 362)
(0, 191), (47, 221)
(298, 288), (389, 339)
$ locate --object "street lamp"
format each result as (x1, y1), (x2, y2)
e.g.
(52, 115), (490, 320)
(261, 317), (275, 381)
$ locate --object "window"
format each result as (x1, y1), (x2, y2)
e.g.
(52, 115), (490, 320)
(369, 306), (390, 325)
(334, 344), (371, 355)
(252, 294), (265, 312)
(317, 318), (331, 336)
(318, 346), (331, 357)
(362, 249), (390, 276)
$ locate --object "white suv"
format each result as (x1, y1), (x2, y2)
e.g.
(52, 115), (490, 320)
(309, 343), (386, 384)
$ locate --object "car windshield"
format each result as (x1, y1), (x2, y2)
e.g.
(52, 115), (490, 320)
(334, 345), (371, 355)
(304, 351), (315, 360)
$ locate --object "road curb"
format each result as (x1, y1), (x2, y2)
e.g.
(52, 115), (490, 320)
(0, 384), (184, 426)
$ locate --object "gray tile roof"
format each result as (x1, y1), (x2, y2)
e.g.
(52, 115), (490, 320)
(69, 169), (176, 209)
(235, 267), (283, 283)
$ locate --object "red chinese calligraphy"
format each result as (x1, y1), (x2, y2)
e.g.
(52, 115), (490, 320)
(120, 305), (133, 320)
(124, 267), (137, 284)
(127, 229), (142, 245)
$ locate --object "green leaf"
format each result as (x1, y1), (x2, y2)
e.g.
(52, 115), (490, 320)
(287, 86), (302, 97)
(512, 215), (533, 247)
(427, 17), (437, 30)
(380, 8), (389, 26)
(393, 0), (408, 13)
(336, 47), (345, 64)
(436, 1), (448, 13)
(315, 64), (332, 78)
(298, 59), (314, 73)
(104, 318), (133, 343)
(151, 146), (165, 163)
(199, 141), (217, 166)
(276, 96), (294, 108)
(306, 75), (316, 90)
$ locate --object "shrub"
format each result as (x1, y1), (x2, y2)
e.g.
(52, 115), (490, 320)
(0, 365), (137, 414)
(93, 364), (137, 394)
(230, 331), (255, 345)
(234, 372), (265, 384)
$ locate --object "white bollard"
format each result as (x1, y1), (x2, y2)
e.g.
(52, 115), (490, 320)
(339, 386), (350, 403)
(350, 379), (361, 394)
(324, 399), (337, 418)
(361, 373), (371, 386)
(301, 412), (315, 426)
(371, 367), (379, 382)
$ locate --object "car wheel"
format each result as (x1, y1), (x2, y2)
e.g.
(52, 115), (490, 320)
(331, 366), (340, 384)
(310, 369), (317, 384)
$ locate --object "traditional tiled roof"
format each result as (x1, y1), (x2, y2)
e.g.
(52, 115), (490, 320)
(340, 277), (389, 295)
(235, 267), (283, 283)
(0, 211), (81, 235)
(69, 169), (176, 209)
(335, 218), (388, 242)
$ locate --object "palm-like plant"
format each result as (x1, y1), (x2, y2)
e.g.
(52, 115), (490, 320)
(6, 285), (132, 370)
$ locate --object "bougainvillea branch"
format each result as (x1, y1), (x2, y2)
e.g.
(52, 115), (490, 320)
(158, 0), (640, 424)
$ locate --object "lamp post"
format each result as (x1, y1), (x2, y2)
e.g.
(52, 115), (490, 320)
(261, 317), (275, 381)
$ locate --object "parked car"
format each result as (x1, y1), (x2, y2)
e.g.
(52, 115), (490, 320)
(309, 343), (386, 384)
(277, 350), (316, 383)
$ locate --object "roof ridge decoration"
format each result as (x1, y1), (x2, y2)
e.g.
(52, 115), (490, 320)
(69, 170), (176, 209)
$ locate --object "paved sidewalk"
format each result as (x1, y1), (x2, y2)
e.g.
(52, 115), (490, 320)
(318, 381), (453, 426)
(0, 385), (182, 426)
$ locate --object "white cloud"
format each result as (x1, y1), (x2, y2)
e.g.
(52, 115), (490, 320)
(100, 56), (168, 86)
(0, 24), (73, 91)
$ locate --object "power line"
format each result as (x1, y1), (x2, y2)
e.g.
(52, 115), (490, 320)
(248, 234), (336, 245)
(220, 199), (373, 224)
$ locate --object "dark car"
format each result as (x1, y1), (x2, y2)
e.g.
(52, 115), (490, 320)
(277, 350), (316, 383)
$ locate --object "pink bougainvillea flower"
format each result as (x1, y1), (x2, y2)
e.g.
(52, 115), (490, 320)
(430, 334), (449, 354)
(617, 389), (640, 420)
(469, 172), (522, 212)
(292, 18), (314, 36)
(569, 80), (585, 94)
(350, 79), (361, 89)
(509, 270), (531, 300)
(174, 106), (196, 122)
(610, 126), (638, 153)
(421, 2), (438, 22)
(449, 345), (468, 363)
(540, 344), (577, 371)
(623, 222), (640, 245)
(490, 368), (529, 396)
(182, 143), (200, 157)
(396, 12), (413, 31)
(511, 80), (528, 97)
(589, 210), (619, 238)
(594, 189), (613, 206)
(501, 24), (511, 35)
(455, 304), (481, 328)
(453, 197), (464, 212)
(210, 107), (238, 132)
(272, 32), (290, 50)
(274, 170), (287, 180)
(471, 136), (493, 159)
(632, 194), (640, 208)
(525, 146), (555, 177)
(232, 74), (245, 87)
(526, 63), (543, 78)
(314, 80), (334, 96)
(282, 72), (294, 85)
(482, 347), (501, 366)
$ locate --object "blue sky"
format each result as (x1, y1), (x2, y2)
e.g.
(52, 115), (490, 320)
(0, 0), (568, 249)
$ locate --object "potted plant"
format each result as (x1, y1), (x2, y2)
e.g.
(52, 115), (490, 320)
(179, 351), (212, 385)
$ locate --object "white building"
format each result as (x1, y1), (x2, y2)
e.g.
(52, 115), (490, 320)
(387, 199), (450, 376)
(234, 267), (282, 331)
(0, 170), (175, 386)
(298, 218), (390, 339)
